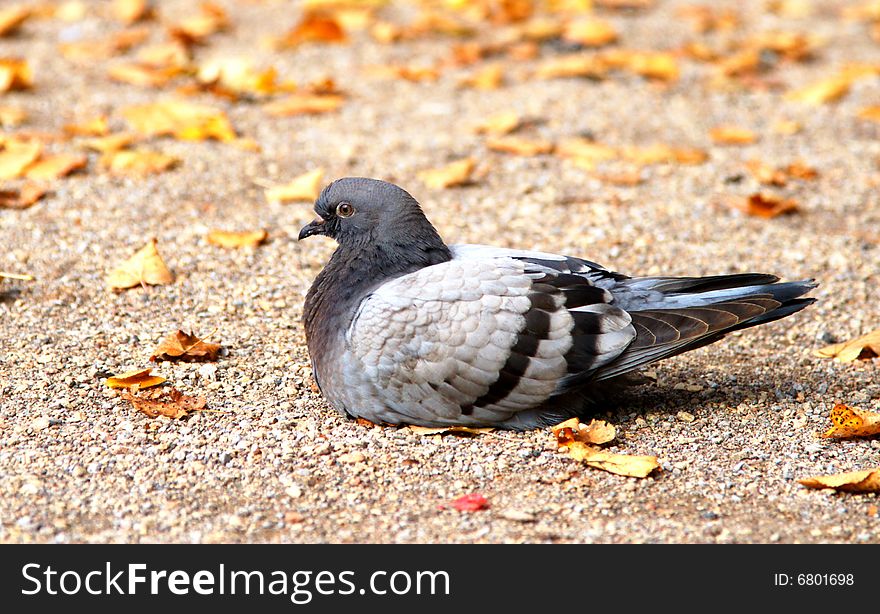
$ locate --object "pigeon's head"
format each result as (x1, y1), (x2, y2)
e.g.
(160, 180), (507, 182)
(298, 177), (444, 249)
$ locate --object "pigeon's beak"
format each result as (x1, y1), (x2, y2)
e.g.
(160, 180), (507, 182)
(298, 216), (326, 241)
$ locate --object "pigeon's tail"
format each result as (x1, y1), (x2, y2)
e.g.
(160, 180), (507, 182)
(592, 276), (817, 381)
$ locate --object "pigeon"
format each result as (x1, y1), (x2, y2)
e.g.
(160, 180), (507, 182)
(298, 177), (816, 430)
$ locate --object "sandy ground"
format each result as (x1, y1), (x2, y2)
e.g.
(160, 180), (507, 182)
(1, 0), (879, 544)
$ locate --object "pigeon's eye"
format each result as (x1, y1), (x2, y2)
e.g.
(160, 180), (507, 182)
(336, 202), (355, 218)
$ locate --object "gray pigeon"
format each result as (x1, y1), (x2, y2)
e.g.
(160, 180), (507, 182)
(299, 177), (816, 430)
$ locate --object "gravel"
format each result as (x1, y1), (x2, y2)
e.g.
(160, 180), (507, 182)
(1, 0), (879, 544)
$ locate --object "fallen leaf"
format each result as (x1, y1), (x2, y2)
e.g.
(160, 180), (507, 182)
(858, 106), (880, 122)
(563, 18), (618, 47)
(64, 116), (109, 137)
(745, 159), (818, 186)
(168, 2), (228, 44)
(369, 63), (441, 82)
(263, 93), (344, 116)
(82, 133), (138, 153)
(197, 58), (290, 97)
(603, 49), (680, 81)
(101, 149), (179, 175)
(553, 417), (659, 477)
(535, 54), (607, 80)
(0, 184), (46, 209)
(108, 62), (185, 88)
(24, 153), (87, 180)
(785, 66), (877, 105)
(121, 387), (207, 419)
(556, 137), (618, 166)
(418, 158), (477, 189)
(122, 100), (236, 142)
(59, 27), (151, 61)
(814, 329), (880, 362)
(448, 493), (489, 512)
(799, 468), (880, 493)
(277, 11), (348, 47)
(207, 229), (268, 249)
(773, 119), (802, 134)
(593, 170), (645, 185)
(407, 425), (494, 436)
(459, 63), (504, 90)
(0, 6), (30, 37)
(820, 403), (880, 439)
(0, 105), (26, 127)
(486, 136), (554, 156)
(0, 58), (32, 91)
(105, 367), (166, 390)
(473, 111), (522, 135)
(0, 270), (34, 280)
(106, 238), (174, 290)
(112, 0), (153, 25)
(0, 140), (42, 179)
(150, 329), (222, 362)
(265, 168), (324, 203)
(739, 193), (798, 218)
(710, 125), (758, 145)
(620, 144), (708, 165)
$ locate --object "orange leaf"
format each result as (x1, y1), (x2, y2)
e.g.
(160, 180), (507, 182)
(799, 468), (880, 493)
(535, 54), (607, 80)
(473, 111), (522, 136)
(0, 6), (30, 37)
(265, 169), (324, 203)
(101, 149), (179, 175)
(106, 238), (174, 290)
(710, 125), (758, 145)
(112, 0), (153, 25)
(0, 140), (42, 179)
(64, 116), (109, 137)
(459, 63), (504, 90)
(486, 136), (554, 156)
(121, 387), (207, 419)
(263, 93), (344, 116)
(0, 57), (32, 91)
(739, 193), (798, 218)
(0, 184), (47, 209)
(24, 153), (87, 180)
(563, 18), (618, 47)
(206, 229), (268, 249)
(150, 329), (222, 362)
(278, 12), (348, 47)
(105, 367), (166, 390)
(814, 329), (880, 362)
(820, 403), (880, 439)
(418, 158), (477, 189)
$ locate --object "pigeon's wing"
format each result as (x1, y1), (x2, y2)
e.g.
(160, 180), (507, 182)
(347, 255), (636, 425)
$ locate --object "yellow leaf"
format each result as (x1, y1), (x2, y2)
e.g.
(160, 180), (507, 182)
(418, 158), (476, 189)
(0, 140), (42, 179)
(710, 125), (758, 145)
(858, 106), (880, 122)
(0, 183), (46, 209)
(105, 367), (166, 390)
(24, 153), (87, 180)
(206, 229), (268, 249)
(820, 403), (880, 439)
(486, 136), (554, 156)
(0, 57), (33, 91)
(64, 116), (109, 137)
(106, 238), (174, 290)
(265, 169), (324, 203)
(814, 329), (880, 362)
(121, 100), (236, 142)
(263, 93), (344, 116)
(101, 149), (179, 176)
(0, 105), (26, 127)
(112, 0), (153, 25)
(0, 6), (30, 37)
(82, 133), (138, 154)
(563, 18), (618, 47)
(552, 417), (617, 445)
(473, 111), (522, 136)
(459, 63), (504, 90)
(564, 441), (660, 477)
(108, 62), (184, 88)
(535, 54), (607, 80)
(799, 468), (880, 493)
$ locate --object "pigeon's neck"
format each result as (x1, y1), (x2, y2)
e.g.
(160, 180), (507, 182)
(303, 238), (452, 355)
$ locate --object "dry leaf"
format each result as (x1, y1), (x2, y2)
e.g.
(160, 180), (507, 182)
(563, 18), (618, 47)
(369, 63), (440, 82)
(473, 111), (522, 136)
(556, 137), (618, 167)
(552, 417), (658, 477)
(799, 468), (880, 493)
(773, 119), (802, 135)
(24, 153), (87, 180)
(552, 417), (617, 445)
(82, 133), (138, 154)
(814, 329), (880, 362)
(0, 140), (42, 179)
(263, 93), (344, 116)
(121, 387), (207, 419)
(535, 54), (607, 80)
(0, 6), (30, 37)
(105, 367), (166, 390)
(739, 193), (799, 218)
(150, 329), (222, 362)
(197, 58), (290, 97)
(785, 66), (877, 105)
(101, 149), (179, 175)
(820, 403), (880, 439)
(621, 144), (708, 165)
(858, 106), (880, 122)
(59, 27), (151, 61)
(0, 184), (46, 209)
(108, 62), (185, 88)
(277, 12), (348, 47)
(106, 238), (174, 290)
(207, 229), (268, 249)
(112, 0), (153, 25)
(265, 168), (324, 203)
(710, 126), (758, 145)
(594, 170), (644, 185)
(418, 158), (476, 189)
(459, 63), (504, 90)
(122, 100), (236, 142)
(746, 159), (817, 186)
(603, 49), (680, 81)
(486, 136), (554, 156)
(64, 116), (109, 137)
(0, 105), (26, 127)
(0, 270), (34, 280)
(407, 425), (495, 436)
(168, 2), (228, 44)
